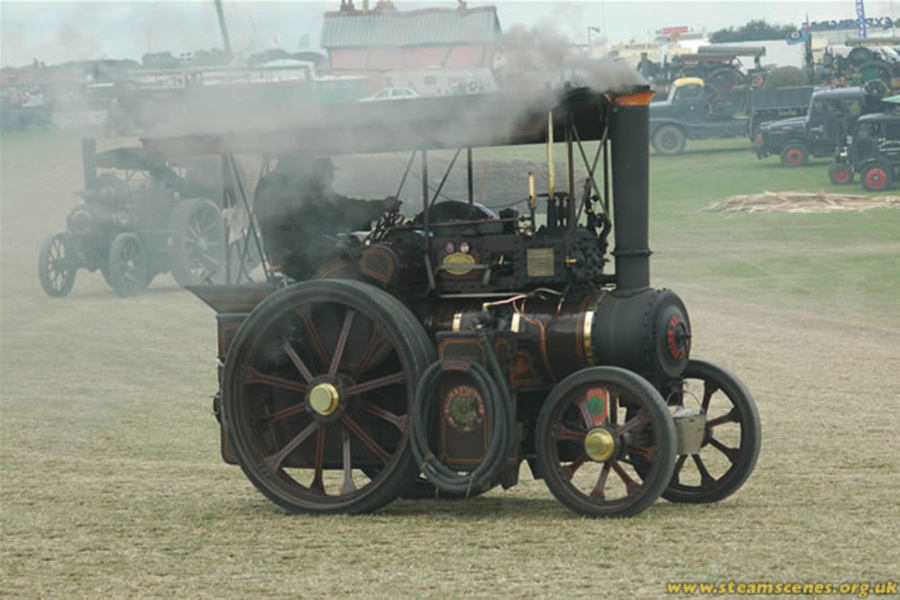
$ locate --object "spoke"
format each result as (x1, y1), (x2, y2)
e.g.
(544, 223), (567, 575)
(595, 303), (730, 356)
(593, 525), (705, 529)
(672, 454), (688, 485)
(701, 380), (718, 412)
(557, 425), (586, 443)
(340, 425), (357, 495)
(629, 443), (654, 461)
(329, 309), (357, 375)
(590, 462), (612, 498)
(282, 337), (315, 383)
(578, 398), (595, 428)
(246, 366), (308, 394)
(347, 372), (406, 396)
(609, 391), (619, 426)
(708, 435), (739, 464)
(262, 421), (318, 473)
(692, 454), (716, 487)
(299, 310), (331, 371)
(358, 400), (407, 430)
(310, 427), (326, 494)
(261, 401), (308, 427)
(563, 453), (588, 479)
(611, 461), (640, 494)
(352, 328), (388, 380)
(614, 408), (648, 437)
(342, 414), (391, 464)
(707, 408), (739, 429)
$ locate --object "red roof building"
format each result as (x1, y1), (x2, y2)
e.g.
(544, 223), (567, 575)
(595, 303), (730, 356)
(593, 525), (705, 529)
(321, 1), (501, 90)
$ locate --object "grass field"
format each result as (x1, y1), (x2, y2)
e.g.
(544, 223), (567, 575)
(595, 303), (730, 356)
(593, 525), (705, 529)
(2, 131), (899, 598)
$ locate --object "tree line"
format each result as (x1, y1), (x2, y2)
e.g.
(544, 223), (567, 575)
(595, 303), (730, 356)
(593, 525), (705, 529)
(710, 19), (797, 43)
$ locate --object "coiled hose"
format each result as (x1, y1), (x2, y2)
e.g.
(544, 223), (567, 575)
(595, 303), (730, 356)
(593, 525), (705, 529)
(410, 337), (515, 496)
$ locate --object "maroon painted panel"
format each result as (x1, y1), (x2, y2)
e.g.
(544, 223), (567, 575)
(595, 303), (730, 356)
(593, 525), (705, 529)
(330, 49), (369, 70)
(445, 45), (485, 68)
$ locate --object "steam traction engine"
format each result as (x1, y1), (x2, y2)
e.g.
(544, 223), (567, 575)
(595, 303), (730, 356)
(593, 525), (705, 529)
(144, 86), (761, 518)
(37, 140), (250, 298)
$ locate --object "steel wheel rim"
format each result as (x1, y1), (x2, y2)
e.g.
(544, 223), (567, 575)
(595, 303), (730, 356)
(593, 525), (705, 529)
(224, 288), (415, 510)
(45, 235), (74, 294)
(660, 361), (760, 502)
(539, 378), (671, 516)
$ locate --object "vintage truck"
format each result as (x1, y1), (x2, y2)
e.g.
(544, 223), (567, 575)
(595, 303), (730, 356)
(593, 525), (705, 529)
(650, 78), (813, 155)
(754, 87), (886, 167)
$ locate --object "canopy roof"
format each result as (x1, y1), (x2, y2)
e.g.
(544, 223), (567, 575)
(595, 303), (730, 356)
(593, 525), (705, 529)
(95, 146), (166, 171)
(141, 86), (645, 159)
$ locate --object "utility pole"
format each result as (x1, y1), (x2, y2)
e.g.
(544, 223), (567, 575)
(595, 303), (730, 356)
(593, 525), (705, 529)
(214, 0), (232, 53)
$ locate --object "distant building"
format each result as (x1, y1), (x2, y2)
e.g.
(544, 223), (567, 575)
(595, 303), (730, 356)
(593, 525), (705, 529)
(320, 1), (501, 91)
(0, 64), (39, 87)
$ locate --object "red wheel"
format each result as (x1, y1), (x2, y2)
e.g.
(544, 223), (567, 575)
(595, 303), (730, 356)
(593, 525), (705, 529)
(828, 163), (853, 185)
(862, 163), (892, 191)
(780, 143), (808, 167)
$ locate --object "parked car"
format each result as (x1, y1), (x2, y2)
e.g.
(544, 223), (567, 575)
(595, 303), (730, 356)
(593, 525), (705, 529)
(359, 87), (420, 102)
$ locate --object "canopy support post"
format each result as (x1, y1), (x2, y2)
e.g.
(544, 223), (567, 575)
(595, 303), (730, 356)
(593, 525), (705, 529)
(467, 147), (474, 205)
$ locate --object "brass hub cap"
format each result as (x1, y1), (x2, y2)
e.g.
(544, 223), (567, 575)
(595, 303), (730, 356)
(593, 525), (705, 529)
(584, 428), (616, 462)
(309, 383), (340, 416)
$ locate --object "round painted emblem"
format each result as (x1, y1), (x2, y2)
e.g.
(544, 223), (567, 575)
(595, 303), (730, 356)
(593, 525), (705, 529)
(460, 242), (470, 254)
(444, 242), (455, 254)
(443, 384), (485, 432)
(584, 387), (609, 424)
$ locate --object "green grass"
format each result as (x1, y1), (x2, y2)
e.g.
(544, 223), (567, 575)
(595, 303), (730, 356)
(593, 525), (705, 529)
(2, 131), (899, 597)
(645, 140), (900, 320)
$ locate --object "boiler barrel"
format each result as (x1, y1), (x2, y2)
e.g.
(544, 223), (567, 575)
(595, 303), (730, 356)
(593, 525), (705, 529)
(427, 287), (691, 385)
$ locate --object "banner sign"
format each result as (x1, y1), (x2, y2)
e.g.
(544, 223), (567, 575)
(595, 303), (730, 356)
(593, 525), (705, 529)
(808, 16), (892, 31)
(657, 26), (690, 34)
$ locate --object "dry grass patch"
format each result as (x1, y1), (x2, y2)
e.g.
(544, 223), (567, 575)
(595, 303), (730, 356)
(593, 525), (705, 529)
(705, 191), (900, 214)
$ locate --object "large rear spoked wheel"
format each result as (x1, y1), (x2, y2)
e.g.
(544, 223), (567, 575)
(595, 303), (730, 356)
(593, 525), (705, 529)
(536, 367), (677, 518)
(38, 233), (77, 297)
(660, 359), (761, 504)
(169, 198), (226, 286)
(222, 279), (434, 514)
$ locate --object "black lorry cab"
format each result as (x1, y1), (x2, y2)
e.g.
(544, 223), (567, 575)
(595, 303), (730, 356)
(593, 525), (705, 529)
(755, 86), (884, 167)
(829, 111), (900, 190)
